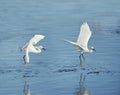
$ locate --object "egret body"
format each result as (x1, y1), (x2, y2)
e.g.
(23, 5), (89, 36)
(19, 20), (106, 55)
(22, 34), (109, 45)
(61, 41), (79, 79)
(21, 34), (45, 64)
(65, 22), (95, 65)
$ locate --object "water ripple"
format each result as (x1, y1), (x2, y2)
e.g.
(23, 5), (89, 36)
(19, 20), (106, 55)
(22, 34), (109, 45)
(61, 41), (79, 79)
(56, 68), (77, 73)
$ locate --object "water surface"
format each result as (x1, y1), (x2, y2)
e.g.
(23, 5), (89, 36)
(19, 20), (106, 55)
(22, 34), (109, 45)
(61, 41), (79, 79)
(0, 0), (120, 95)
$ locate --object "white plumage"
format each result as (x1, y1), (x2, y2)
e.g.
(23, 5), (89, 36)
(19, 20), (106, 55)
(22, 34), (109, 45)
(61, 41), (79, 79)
(77, 23), (92, 51)
(21, 34), (45, 64)
(65, 22), (95, 65)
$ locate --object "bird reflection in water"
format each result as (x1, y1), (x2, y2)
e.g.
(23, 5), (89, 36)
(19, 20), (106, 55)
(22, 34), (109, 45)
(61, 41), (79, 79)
(23, 80), (31, 95)
(75, 73), (91, 95)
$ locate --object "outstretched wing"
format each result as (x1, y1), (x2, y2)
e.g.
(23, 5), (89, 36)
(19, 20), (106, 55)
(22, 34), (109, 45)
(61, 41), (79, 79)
(29, 34), (45, 45)
(64, 39), (83, 51)
(21, 43), (28, 51)
(77, 22), (92, 50)
(64, 39), (79, 47)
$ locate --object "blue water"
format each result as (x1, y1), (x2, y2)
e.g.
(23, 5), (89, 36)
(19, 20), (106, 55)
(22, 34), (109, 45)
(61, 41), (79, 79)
(0, 0), (120, 95)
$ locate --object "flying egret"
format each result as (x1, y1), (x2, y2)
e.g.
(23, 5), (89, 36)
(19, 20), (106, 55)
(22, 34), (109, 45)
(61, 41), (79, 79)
(21, 34), (45, 65)
(65, 22), (95, 66)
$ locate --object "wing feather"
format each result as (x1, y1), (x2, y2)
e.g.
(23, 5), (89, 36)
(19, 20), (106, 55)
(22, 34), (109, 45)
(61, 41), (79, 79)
(77, 22), (92, 50)
(29, 34), (45, 45)
(21, 43), (28, 51)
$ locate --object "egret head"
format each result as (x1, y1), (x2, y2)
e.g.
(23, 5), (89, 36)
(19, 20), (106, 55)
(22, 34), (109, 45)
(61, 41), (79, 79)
(37, 46), (46, 51)
(90, 46), (96, 52)
(41, 46), (46, 51)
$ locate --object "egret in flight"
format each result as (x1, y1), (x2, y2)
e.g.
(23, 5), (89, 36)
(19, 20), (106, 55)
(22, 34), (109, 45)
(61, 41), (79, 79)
(65, 22), (95, 66)
(21, 34), (45, 65)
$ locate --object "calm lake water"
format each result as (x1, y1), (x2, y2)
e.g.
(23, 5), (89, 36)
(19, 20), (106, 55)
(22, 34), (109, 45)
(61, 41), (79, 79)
(0, 0), (120, 95)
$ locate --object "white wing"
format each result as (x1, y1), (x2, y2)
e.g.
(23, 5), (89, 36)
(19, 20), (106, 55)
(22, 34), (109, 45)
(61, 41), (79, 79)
(64, 39), (79, 47)
(21, 43), (28, 51)
(29, 34), (45, 45)
(77, 22), (92, 50)
(64, 39), (84, 52)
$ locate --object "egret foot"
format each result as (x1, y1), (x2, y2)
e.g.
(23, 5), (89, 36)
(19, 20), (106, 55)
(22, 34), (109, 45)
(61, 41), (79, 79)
(23, 63), (28, 68)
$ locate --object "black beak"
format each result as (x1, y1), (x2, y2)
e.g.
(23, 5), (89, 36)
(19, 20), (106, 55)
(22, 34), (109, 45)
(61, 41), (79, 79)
(93, 48), (96, 51)
(42, 48), (46, 51)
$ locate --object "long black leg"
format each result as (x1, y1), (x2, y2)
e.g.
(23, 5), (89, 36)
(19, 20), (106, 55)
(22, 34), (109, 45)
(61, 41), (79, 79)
(23, 55), (28, 67)
(23, 55), (26, 64)
(79, 54), (83, 66)
(81, 54), (85, 64)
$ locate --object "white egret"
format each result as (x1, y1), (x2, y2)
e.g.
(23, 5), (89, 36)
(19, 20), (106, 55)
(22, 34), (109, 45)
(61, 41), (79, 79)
(65, 22), (95, 65)
(21, 34), (45, 64)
